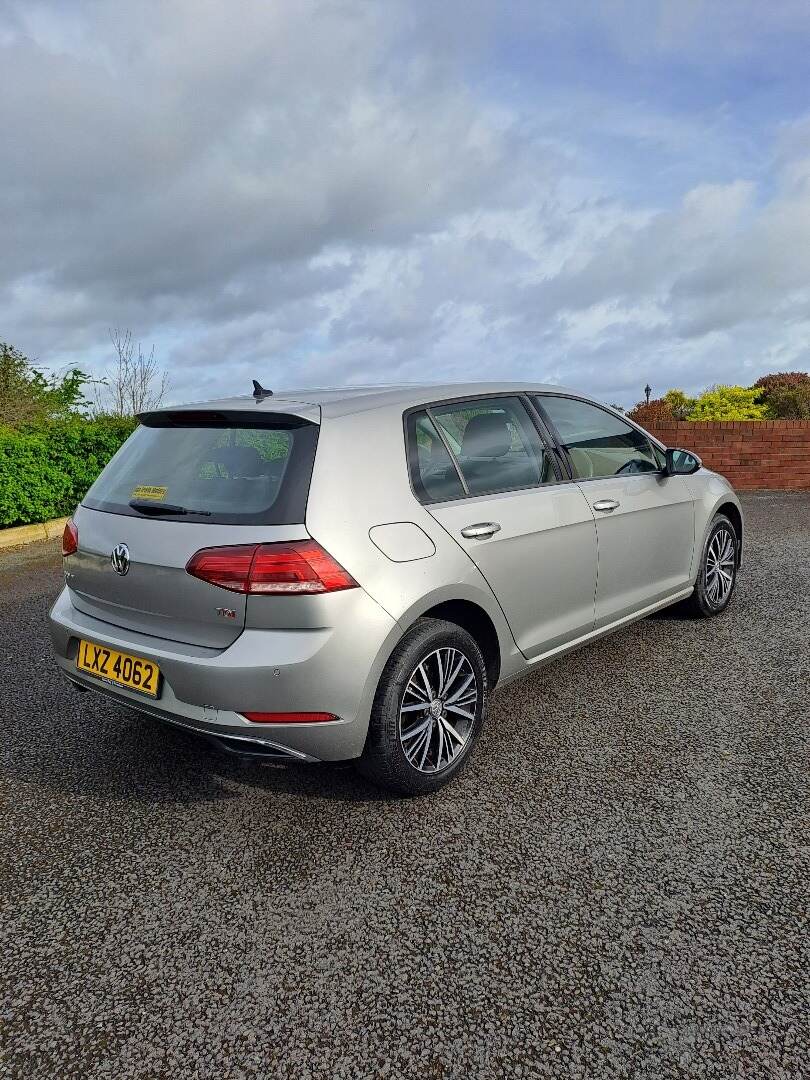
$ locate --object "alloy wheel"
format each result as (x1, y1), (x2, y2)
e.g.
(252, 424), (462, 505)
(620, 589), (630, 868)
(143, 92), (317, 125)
(398, 647), (478, 773)
(705, 526), (736, 607)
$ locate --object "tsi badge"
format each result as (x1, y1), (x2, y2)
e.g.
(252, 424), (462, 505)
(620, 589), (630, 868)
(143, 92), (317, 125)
(111, 543), (130, 576)
(216, 606), (237, 620)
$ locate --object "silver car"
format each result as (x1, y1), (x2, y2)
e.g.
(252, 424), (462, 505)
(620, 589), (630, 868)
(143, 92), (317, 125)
(49, 382), (742, 794)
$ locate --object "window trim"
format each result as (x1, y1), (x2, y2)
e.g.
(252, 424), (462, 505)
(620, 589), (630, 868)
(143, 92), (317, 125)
(532, 393), (665, 484)
(523, 395), (574, 481)
(425, 406), (470, 496)
(405, 410), (468, 504)
(403, 392), (565, 506)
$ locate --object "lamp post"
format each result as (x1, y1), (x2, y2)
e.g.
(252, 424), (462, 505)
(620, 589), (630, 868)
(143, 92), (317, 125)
(644, 383), (652, 404)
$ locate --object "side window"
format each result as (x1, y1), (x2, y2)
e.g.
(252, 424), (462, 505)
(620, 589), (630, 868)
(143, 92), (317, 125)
(537, 396), (660, 479)
(408, 412), (466, 503)
(430, 397), (554, 497)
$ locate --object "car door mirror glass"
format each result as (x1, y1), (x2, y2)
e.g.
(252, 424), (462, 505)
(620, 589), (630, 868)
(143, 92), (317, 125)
(665, 447), (701, 475)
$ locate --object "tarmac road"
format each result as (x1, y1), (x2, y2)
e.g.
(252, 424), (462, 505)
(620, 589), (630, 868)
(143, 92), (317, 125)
(1, 492), (808, 1079)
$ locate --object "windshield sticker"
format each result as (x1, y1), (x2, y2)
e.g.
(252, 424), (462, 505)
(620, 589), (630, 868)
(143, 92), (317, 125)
(131, 485), (168, 501)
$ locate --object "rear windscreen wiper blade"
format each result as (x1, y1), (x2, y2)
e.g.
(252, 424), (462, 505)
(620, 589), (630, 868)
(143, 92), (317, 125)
(128, 499), (212, 517)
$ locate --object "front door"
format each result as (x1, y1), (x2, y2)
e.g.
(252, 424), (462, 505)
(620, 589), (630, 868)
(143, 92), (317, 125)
(409, 396), (598, 658)
(536, 395), (695, 628)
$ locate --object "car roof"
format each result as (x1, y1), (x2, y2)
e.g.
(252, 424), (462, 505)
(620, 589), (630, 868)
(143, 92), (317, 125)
(146, 381), (595, 421)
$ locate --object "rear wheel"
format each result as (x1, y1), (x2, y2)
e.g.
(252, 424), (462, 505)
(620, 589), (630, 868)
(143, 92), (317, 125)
(685, 513), (739, 617)
(358, 618), (488, 796)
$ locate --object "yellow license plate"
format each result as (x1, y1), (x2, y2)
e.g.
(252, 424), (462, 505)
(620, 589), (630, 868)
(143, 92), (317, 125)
(76, 639), (161, 698)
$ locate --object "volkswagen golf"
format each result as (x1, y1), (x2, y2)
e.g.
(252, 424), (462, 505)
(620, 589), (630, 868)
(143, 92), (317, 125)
(49, 382), (743, 794)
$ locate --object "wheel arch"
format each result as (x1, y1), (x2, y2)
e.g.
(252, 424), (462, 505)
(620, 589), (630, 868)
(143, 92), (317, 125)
(418, 599), (502, 688)
(395, 585), (519, 691)
(715, 500), (743, 566)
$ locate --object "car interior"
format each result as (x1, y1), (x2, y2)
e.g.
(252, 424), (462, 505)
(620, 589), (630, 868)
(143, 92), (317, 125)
(414, 403), (553, 500)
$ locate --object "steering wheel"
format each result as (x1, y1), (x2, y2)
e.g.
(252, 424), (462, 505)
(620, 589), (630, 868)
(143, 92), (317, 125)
(616, 458), (652, 475)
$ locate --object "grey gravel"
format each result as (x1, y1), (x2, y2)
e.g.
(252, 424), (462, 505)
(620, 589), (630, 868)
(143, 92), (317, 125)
(1, 492), (808, 1079)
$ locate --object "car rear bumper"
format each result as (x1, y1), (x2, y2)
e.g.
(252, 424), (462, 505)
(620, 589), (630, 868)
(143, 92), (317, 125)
(48, 585), (400, 761)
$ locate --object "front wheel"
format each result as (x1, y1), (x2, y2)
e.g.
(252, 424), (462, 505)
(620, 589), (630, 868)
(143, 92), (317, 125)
(358, 618), (488, 796)
(686, 513), (739, 617)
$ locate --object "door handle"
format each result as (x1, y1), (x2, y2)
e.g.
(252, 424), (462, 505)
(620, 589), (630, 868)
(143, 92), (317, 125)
(592, 499), (620, 513)
(460, 522), (502, 539)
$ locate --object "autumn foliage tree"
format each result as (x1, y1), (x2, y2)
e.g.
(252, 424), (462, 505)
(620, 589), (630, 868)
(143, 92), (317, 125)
(753, 371), (810, 419)
(626, 398), (676, 425)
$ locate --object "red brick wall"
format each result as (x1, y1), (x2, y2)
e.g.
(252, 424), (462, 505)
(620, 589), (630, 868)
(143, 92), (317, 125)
(645, 420), (810, 490)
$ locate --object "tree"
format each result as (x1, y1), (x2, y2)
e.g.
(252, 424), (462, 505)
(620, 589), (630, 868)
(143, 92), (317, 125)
(689, 385), (769, 421)
(763, 383), (810, 419)
(662, 389), (695, 420)
(753, 371), (810, 419)
(627, 397), (676, 425)
(628, 388), (698, 425)
(0, 341), (90, 427)
(753, 370), (810, 396)
(92, 329), (169, 417)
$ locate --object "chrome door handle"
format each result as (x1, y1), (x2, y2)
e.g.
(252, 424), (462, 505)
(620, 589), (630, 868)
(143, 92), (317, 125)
(460, 522), (501, 539)
(592, 499), (620, 513)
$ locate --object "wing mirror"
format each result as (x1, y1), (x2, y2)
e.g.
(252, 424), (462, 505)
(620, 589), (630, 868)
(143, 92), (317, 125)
(664, 447), (701, 475)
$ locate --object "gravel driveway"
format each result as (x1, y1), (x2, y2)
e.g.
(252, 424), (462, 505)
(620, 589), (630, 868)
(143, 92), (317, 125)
(1, 492), (808, 1079)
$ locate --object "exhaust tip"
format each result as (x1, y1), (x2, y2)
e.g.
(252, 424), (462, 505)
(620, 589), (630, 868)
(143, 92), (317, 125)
(206, 733), (303, 761)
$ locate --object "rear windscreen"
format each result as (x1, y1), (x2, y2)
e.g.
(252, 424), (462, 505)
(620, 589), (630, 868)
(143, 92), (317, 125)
(82, 415), (319, 524)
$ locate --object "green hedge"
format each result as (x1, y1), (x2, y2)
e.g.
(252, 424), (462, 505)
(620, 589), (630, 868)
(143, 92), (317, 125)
(0, 417), (137, 527)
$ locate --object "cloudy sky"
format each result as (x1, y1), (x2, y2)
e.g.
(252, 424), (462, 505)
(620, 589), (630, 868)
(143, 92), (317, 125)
(2, 0), (810, 408)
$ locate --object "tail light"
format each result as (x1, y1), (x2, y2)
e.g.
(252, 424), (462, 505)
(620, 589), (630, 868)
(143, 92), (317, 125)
(62, 519), (79, 557)
(241, 712), (337, 724)
(186, 540), (357, 595)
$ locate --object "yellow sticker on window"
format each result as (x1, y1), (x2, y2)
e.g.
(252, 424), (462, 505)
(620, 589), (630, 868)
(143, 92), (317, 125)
(131, 485), (168, 501)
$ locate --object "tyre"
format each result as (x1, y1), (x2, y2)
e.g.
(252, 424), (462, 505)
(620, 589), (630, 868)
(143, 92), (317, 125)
(685, 513), (739, 617)
(358, 617), (488, 796)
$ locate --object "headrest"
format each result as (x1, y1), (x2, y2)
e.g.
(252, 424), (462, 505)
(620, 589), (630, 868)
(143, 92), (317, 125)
(208, 445), (264, 476)
(461, 413), (512, 459)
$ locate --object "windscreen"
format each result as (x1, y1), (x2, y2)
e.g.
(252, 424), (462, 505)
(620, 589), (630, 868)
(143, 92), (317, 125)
(82, 414), (319, 524)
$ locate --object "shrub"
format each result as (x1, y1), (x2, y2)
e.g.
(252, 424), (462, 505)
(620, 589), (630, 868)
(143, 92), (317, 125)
(627, 388), (697, 425)
(753, 371), (810, 419)
(763, 383), (810, 419)
(753, 370), (810, 395)
(629, 375), (810, 424)
(662, 389), (695, 420)
(0, 416), (137, 527)
(689, 385), (769, 421)
(0, 342), (91, 427)
(627, 398), (676, 426)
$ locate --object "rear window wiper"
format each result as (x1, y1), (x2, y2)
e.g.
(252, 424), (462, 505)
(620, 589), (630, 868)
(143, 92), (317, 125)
(128, 499), (212, 517)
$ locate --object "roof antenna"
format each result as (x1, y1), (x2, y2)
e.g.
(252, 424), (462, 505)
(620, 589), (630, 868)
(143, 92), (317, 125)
(252, 379), (273, 400)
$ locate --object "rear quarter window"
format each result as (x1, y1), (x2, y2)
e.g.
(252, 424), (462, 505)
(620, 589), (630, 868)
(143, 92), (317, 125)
(82, 415), (319, 525)
(406, 411), (466, 503)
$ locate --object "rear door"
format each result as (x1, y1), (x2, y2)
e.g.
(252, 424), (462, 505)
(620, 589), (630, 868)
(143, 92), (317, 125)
(535, 395), (695, 628)
(68, 410), (319, 648)
(408, 396), (598, 659)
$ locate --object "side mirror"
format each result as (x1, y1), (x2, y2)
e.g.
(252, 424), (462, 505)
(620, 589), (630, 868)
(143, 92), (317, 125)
(665, 447), (701, 475)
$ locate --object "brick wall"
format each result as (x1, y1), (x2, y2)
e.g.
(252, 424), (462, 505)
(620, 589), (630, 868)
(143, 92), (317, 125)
(645, 420), (810, 490)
